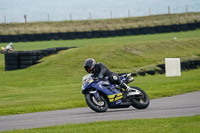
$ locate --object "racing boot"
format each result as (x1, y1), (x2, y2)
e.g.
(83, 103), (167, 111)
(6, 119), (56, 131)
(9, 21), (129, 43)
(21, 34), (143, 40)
(120, 82), (135, 96)
(120, 82), (141, 97)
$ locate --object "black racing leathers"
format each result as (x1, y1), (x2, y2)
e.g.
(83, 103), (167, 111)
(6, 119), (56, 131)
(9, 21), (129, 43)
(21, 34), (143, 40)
(91, 63), (121, 85)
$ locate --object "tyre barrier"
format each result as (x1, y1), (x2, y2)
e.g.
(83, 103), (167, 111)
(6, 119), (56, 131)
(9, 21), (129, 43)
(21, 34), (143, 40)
(109, 30), (116, 37)
(140, 27), (149, 34)
(119, 59), (200, 77)
(180, 24), (188, 31)
(171, 24), (181, 32)
(18, 34), (27, 42)
(163, 25), (172, 33)
(155, 26), (164, 33)
(145, 70), (156, 75)
(35, 34), (44, 41)
(188, 23), (196, 30)
(4, 52), (19, 71)
(76, 32), (85, 39)
(138, 71), (146, 76)
(115, 29), (124, 36)
(68, 32), (76, 39)
(18, 51), (36, 69)
(123, 29), (132, 35)
(27, 34), (35, 41)
(156, 60), (200, 73)
(92, 31), (101, 38)
(51, 33), (59, 40)
(196, 22), (200, 28)
(1, 35), (11, 42)
(4, 47), (75, 71)
(85, 32), (93, 38)
(131, 28), (140, 35)
(10, 35), (19, 42)
(1, 22), (199, 43)
(59, 33), (68, 40)
(148, 27), (156, 34)
(99, 30), (109, 37)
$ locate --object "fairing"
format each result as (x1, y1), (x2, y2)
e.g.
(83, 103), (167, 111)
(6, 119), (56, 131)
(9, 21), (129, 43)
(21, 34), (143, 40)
(81, 74), (124, 107)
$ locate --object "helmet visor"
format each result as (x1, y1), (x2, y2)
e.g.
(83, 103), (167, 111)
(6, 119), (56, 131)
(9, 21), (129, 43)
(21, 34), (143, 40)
(85, 65), (95, 73)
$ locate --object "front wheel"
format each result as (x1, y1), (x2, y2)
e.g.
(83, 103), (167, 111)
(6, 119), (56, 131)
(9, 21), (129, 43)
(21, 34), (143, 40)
(130, 86), (150, 109)
(85, 93), (108, 112)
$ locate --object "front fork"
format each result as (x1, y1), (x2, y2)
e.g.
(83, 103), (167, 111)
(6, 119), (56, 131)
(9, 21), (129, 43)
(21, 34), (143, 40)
(89, 90), (100, 100)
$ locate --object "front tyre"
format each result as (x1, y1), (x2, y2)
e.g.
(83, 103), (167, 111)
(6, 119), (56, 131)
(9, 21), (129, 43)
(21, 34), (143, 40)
(85, 93), (108, 112)
(131, 86), (150, 109)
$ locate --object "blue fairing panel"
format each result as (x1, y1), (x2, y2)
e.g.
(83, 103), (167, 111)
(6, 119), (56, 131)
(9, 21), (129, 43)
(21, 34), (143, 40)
(93, 81), (123, 107)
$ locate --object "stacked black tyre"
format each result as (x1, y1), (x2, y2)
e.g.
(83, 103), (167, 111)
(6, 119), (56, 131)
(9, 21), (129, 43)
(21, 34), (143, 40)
(32, 50), (43, 62)
(47, 48), (57, 55)
(55, 47), (71, 52)
(39, 48), (57, 57)
(18, 51), (36, 69)
(4, 47), (75, 71)
(4, 52), (19, 71)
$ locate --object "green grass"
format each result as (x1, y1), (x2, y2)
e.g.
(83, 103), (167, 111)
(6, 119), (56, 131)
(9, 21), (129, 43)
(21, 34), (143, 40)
(0, 12), (200, 35)
(0, 30), (200, 115)
(2, 115), (200, 133)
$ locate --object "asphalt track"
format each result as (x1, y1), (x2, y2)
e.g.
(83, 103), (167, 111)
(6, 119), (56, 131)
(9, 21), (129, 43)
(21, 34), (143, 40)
(0, 91), (200, 131)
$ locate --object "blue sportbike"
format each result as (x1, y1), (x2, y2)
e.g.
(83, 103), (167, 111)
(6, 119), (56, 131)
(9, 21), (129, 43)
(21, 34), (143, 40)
(82, 73), (150, 112)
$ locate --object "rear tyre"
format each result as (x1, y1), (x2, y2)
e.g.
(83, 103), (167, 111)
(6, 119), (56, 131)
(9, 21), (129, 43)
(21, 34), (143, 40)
(131, 86), (150, 109)
(85, 93), (108, 112)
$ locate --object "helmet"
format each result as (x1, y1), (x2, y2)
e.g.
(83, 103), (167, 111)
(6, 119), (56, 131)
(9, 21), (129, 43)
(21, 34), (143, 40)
(84, 58), (96, 73)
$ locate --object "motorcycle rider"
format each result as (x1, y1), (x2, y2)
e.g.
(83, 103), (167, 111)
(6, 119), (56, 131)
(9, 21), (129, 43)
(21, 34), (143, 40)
(5, 42), (14, 52)
(84, 58), (134, 96)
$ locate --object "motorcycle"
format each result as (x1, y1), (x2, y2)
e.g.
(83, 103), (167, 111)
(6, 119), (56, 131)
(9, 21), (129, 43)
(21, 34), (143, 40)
(81, 73), (150, 112)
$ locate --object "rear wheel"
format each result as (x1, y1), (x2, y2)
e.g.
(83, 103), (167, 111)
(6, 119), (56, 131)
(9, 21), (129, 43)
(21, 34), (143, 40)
(85, 93), (108, 112)
(130, 86), (150, 109)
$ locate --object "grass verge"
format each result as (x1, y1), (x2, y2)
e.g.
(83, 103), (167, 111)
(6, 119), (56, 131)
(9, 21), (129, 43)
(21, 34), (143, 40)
(2, 115), (200, 133)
